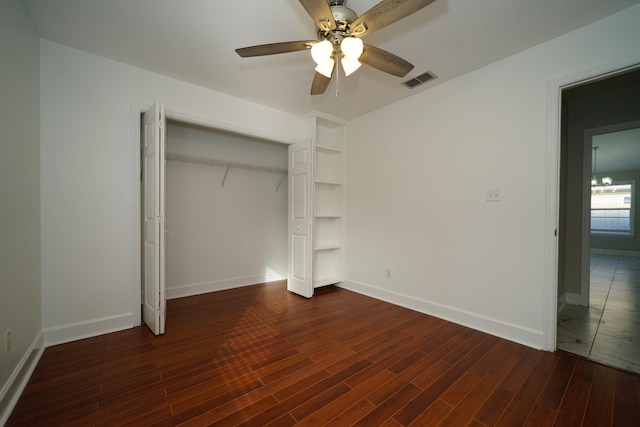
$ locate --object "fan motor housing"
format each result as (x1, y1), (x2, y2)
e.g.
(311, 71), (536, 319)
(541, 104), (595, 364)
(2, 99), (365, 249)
(330, 5), (357, 24)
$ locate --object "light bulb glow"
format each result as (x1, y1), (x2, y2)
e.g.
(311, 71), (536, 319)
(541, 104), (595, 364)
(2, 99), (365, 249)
(340, 37), (363, 60)
(341, 57), (361, 76)
(315, 57), (335, 78)
(311, 40), (333, 65)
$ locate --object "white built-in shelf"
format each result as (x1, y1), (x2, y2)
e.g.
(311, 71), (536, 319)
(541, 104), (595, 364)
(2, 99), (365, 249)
(308, 114), (345, 292)
(314, 277), (341, 288)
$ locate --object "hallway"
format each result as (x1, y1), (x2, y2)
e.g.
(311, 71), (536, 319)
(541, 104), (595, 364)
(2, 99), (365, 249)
(558, 254), (640, 374)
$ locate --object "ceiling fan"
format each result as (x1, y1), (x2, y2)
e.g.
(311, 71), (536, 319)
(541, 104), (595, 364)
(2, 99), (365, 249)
(235, 0), (437, 95)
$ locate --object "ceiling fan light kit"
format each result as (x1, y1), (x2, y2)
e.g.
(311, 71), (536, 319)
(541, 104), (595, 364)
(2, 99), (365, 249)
(311, 39), (333, 65)
(235, 0), (437, 95)
(315, 58), (335, 78)
(341, 57), (361, 76)
(340, 36), (363, 60)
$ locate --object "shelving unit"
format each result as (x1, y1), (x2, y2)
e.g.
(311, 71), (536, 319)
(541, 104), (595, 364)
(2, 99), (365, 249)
(312, 116), (345, 288)
(287, 113), (346, 297)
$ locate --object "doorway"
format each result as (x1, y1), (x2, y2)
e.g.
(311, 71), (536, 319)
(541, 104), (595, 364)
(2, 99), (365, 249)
(556, 68), (640, 373)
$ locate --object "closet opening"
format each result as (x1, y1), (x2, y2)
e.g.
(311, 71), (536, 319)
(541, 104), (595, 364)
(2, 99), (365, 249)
(139, 107), (289, 334)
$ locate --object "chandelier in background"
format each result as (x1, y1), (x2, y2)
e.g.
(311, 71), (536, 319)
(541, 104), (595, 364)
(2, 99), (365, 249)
(591, 146), (612, 189)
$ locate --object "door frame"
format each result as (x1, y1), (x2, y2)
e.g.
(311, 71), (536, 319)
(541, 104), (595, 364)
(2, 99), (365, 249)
(130, 103), (298, 325)
(544, 56), (640, 351)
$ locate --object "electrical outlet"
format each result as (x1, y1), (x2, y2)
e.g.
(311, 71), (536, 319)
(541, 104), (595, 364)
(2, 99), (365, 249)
(486, 189), (502, 202)
(386, 268), (392, 279)
(4, 329), (10, 355)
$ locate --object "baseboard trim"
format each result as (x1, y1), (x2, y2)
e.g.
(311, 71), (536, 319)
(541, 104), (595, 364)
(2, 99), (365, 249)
(166, 274), (285, 300)
(591, 248), (640, 258)
(0, 331), (45, 426)
(43, 313), (136, 347)
(338, 280), (545, 350)
(557, 292), (567, 313)
(565, 292), (588, 306)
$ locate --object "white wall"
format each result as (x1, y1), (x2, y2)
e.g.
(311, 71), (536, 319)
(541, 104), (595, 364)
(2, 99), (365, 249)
(40, 40), (303, 345)
(0, 0), (42, 420)
(165, 123), (288, 298)
(343, 5), (640, 349)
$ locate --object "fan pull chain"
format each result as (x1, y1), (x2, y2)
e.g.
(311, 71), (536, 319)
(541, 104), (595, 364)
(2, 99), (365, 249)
(335, 53), (340, 99)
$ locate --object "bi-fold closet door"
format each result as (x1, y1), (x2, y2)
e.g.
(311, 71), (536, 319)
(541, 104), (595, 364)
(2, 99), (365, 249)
(287, 114), (346, 298)
(142, 103), (166, 335)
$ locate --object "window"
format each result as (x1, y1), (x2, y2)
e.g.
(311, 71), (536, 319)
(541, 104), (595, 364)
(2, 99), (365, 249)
(590, 182), (634, 236)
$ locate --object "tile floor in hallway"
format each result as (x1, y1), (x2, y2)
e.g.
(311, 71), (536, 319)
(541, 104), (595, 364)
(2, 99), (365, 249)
(557, 253), (640, 374)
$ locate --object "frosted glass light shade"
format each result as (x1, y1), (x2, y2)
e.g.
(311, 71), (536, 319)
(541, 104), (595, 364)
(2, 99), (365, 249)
(311, 40), (333, 65)
(315, 58), (335, 78)
(340, 37), (363, 60)
(341, 57), (361, 76)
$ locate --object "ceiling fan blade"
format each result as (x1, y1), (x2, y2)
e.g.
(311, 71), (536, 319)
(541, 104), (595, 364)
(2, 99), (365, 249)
(235, 41), (315, 57)
(298, 0), (336, 32)
(311, 72), (332, 95)
(351, 0), (436, 37)
(360, 44), (414, 77)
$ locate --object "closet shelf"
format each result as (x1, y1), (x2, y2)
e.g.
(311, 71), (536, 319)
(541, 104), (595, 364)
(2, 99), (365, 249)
(316, 144), (342, 154)
(166, 152), (287, 175)
(314, 277), (342, 288)
(315, 178), (342, 185)
(314, 244), (342, 251)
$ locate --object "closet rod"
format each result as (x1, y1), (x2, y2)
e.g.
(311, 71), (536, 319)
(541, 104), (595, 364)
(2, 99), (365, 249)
(166, 152), (288, 175)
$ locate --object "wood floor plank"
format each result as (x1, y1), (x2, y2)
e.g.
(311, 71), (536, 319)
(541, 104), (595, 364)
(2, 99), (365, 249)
(495, 365), (556, 427)
(6, 281), (640, 426)
(615, 368), (640, 401)
(408, 399), (454, 427)
(613, 394), (640, 426)
(537, 351), (578, 410)
(295, 369), (397, 426)
(552, 372), (591, 427)
(354, 383), (421, 426)
(393, 334), (497, 425)
(583, 363), (616, 426)
(324, 399), (377, 426)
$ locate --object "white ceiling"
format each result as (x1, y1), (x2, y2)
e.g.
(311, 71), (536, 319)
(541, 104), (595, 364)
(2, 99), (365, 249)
(593, 127), (640, 174)
(24, 0), (640, 120)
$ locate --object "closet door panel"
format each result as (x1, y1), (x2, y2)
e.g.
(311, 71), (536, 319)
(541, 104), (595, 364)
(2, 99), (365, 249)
(287, 140), (313, 298)
(142, 102), (166, 335)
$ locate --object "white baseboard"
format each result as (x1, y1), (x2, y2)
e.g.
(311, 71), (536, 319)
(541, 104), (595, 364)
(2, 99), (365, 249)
(565, 292), (588, 306)
(43, 313), (136, 347)
(557, 292), (567, 313)
(0, 331), (45, 426)
(338, 280), (545, 350)
(591, 248), (640, 257)
(166, 274), (285, 300)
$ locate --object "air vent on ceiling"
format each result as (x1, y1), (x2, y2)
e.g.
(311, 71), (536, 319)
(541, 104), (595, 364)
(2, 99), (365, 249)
(403, 71), (437, 89)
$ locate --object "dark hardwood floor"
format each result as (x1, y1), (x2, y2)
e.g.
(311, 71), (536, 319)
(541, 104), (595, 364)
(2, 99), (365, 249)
(7, 281), (640, 426)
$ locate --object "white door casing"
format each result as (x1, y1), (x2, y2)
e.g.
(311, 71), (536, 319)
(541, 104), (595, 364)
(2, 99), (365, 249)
(287, 139), (313, 298)
(142, 103), (166, 335)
